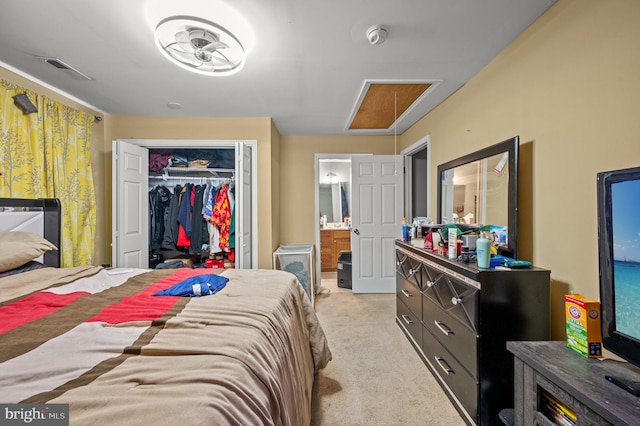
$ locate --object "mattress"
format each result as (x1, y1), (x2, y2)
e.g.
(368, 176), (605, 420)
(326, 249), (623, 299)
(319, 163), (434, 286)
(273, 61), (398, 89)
(0, 266), (331, 425)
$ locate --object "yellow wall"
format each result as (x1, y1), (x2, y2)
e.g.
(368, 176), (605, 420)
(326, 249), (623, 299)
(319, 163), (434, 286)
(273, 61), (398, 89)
(102, 115), (276, 268)
(279, 135), (396, 245)
(400, 0), (640, 339)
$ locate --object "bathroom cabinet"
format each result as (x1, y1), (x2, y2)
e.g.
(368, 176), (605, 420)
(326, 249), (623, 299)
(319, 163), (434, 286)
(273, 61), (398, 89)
(320, 228), (351, 272)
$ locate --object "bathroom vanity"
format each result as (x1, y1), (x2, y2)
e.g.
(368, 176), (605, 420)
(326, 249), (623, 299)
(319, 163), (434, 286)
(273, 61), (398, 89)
(320, 227), (351, 272)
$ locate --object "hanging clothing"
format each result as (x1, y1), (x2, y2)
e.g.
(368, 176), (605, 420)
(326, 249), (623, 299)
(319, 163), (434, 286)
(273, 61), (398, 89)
(190, 185), (210, 255)
(228, 187), (236, 249)
(204, 185), (222, 254)
(149, 186), (173, 251)
(161, 184), (182, 250)
(211, 183), (232, 249)
(147, 176), (236, 259)
(176, 184), (194, 248)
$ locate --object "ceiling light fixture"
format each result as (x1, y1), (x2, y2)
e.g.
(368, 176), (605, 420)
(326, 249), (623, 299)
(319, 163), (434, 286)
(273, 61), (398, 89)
(155, 15), (245, 76)
(325, 172), (338, 184)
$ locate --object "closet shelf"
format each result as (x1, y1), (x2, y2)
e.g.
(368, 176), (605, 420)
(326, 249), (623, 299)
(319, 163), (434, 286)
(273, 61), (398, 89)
(150, 167), (235, 180)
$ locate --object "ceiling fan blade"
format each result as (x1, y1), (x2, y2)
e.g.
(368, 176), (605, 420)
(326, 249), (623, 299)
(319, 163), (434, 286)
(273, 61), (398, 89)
(166, 46), (201, 66)
(175, 30), (194, 52)
(201, 41), (229, 52)
(210, 53), (235, 67)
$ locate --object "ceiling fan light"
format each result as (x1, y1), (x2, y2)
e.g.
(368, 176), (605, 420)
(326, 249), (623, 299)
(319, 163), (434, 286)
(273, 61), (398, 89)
(155, 15), (245, 76)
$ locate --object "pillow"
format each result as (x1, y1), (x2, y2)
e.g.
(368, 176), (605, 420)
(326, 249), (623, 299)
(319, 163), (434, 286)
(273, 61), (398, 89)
(0, 260), (48, 279)
(0, 231), (58, 273)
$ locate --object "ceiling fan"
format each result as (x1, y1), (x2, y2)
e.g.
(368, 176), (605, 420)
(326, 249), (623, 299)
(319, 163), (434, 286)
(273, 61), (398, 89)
(172, 27), (232, 67)
(155, 16), (245, 75)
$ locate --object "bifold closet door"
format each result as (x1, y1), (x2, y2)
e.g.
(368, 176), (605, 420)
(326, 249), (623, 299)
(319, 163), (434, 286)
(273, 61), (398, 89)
(113, 139), (255, 269)
(236, 142), (252, 269)
(112, 140), (149, 268)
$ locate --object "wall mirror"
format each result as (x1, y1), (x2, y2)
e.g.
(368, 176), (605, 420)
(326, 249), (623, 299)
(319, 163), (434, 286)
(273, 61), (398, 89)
(437, 136), (519, 258)
(318, 159), (351, 226)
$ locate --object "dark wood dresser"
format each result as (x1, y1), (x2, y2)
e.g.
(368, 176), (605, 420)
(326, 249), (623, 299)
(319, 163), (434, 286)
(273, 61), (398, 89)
(395, 240), (550, 425)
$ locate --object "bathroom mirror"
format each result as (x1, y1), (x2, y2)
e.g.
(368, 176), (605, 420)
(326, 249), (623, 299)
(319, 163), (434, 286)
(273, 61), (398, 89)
(318, 159), (351, 226)
(437, 136), (519, 258)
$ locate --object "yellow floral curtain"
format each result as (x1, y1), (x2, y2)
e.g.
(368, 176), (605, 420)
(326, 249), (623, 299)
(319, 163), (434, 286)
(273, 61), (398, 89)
(0, 79), (96, 267)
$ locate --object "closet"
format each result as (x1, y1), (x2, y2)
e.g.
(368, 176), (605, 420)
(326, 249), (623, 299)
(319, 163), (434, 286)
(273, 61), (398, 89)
(148, 148), (237, 269)
(112, 139), (256, 270)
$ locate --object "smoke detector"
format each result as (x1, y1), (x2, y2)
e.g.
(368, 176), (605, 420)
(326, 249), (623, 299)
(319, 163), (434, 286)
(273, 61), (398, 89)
(366, 25), (388, 46)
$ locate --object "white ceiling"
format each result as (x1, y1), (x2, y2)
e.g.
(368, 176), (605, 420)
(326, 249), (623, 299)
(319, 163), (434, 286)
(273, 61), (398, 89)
(0, 0), (556, 136)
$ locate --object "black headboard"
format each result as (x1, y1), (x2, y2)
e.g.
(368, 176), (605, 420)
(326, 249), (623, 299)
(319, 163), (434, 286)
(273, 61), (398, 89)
(0, 198), (62, 267)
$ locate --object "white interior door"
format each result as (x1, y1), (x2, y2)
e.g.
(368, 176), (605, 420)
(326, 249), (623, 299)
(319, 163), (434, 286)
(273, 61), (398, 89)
(236, 142), (252, 269)
(351, 155), (404, 293)
(112, 140), (149, 268)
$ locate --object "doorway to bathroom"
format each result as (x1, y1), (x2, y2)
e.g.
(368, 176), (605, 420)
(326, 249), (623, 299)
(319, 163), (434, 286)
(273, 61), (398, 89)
(313, 135), (430, 292)
(316, 157), (352, 275)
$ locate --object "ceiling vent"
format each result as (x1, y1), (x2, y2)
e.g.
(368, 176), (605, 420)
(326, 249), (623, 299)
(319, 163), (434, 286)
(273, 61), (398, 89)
(41, 57), (93, 80)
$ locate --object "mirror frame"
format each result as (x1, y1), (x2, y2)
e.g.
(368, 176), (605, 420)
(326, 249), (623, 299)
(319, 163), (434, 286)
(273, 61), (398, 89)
(436, 136), (519, 259)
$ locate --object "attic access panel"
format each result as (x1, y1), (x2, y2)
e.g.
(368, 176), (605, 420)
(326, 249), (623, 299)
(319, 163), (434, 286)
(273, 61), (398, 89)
(348, 83), (432, 130)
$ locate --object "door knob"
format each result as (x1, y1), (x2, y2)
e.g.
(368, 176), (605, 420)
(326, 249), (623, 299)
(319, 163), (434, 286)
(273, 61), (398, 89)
(353, 229), (360, 235)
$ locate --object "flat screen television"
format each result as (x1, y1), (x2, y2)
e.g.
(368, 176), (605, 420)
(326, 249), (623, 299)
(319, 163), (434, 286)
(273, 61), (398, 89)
(597, 166), (640, 369)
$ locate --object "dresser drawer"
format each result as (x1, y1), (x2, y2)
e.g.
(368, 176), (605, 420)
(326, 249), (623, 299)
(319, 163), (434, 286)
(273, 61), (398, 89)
(422, 326), (478, 423)
(422, 294), (478, 378)
(396, 275), (422, 319)
(397, 297), (421, 348)
(421, 262), (479, 334)
(395, 248), (424, 290)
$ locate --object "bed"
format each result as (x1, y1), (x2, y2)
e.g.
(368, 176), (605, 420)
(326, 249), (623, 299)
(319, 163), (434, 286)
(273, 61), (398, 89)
(0, 198), (332, 425)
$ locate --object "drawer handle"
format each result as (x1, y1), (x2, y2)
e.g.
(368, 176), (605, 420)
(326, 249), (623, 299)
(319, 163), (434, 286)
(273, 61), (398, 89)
(451, 297), (462, 305)
(427, 280), (437, 288)
(434, 356), (454, 375)
(401, 315), (414, 325)
(408, 268), (417, 277)
(434, 321), (453, 336)
(401, 289), (413, 298)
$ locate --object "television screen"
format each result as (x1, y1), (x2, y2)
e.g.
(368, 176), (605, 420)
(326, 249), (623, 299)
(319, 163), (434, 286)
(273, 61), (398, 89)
(598, 166), (640, 368)
(610, 179), (640, 338)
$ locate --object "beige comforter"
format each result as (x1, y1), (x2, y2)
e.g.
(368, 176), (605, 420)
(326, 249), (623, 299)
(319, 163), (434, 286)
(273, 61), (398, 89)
(0, 267), (331, 425)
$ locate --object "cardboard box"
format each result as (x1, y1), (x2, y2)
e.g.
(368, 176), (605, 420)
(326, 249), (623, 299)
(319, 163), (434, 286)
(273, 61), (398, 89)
(565, 294), (603, 358)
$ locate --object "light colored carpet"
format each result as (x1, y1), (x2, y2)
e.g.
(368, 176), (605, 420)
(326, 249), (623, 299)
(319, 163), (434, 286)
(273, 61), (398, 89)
(311, 273), (466, 426)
